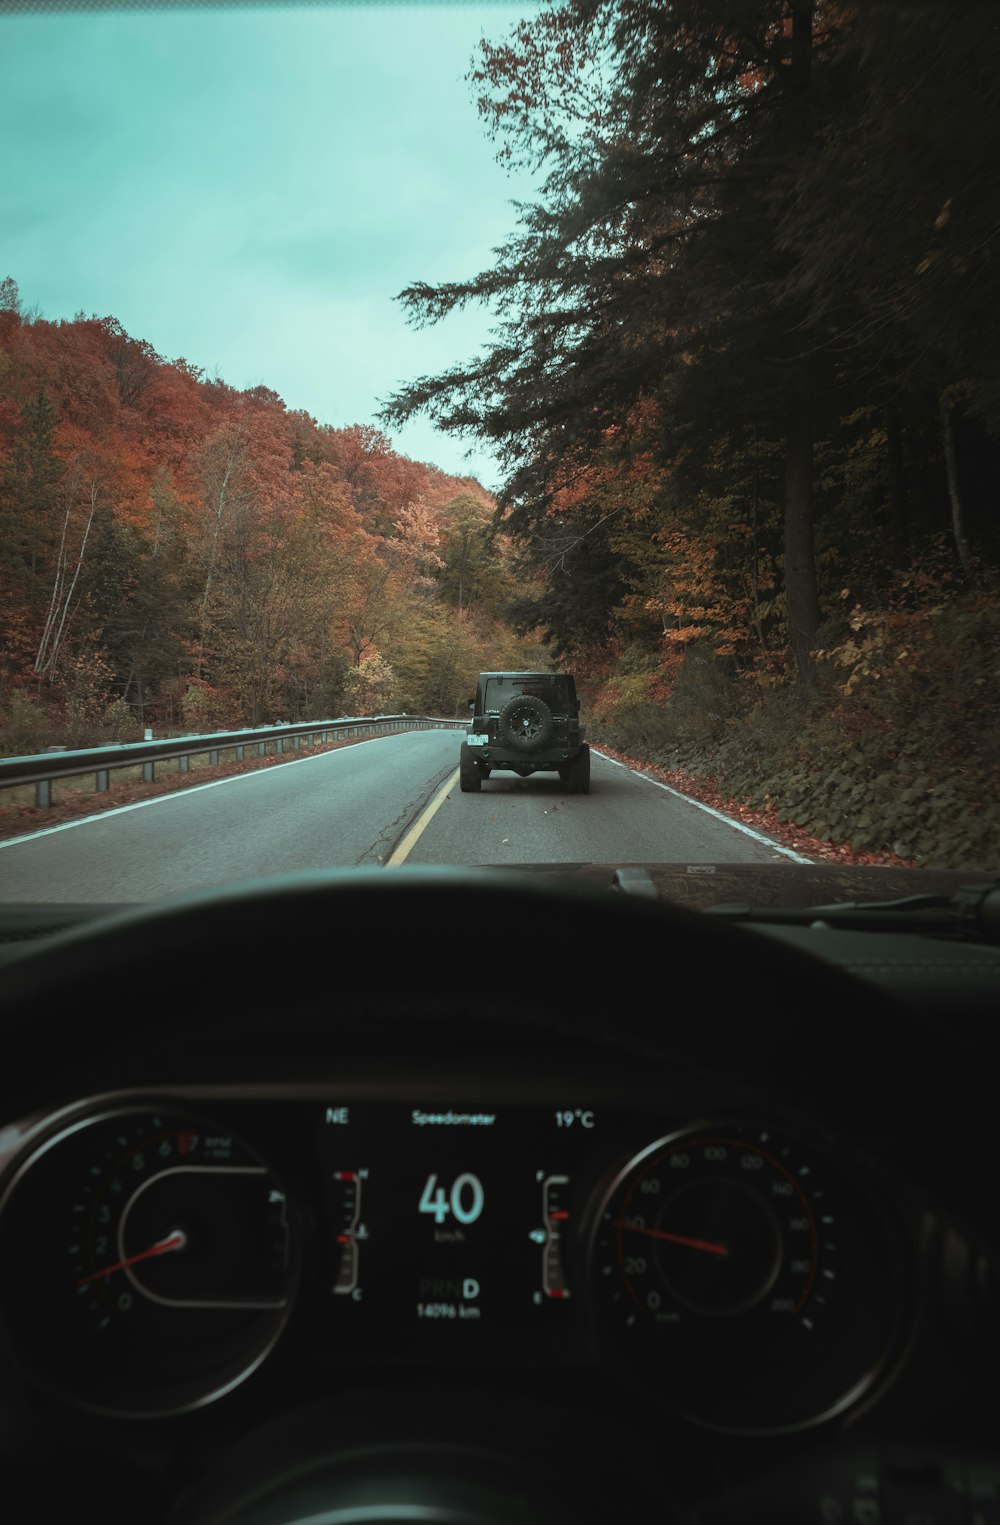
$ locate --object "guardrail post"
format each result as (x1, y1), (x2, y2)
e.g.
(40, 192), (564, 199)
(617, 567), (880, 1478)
(210, 749), (219, 765)
(276, 738), (284, 755)
(143, 761), (154, 784)
(235, 744), (244, 761)
(178, 754), (189, 774)
(96, 769), (109, 792)
(36, 778), (51, 808)
(258, 742), (266, 757)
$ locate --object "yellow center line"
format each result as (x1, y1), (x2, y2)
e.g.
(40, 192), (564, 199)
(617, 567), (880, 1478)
(386, 768), (460, 865)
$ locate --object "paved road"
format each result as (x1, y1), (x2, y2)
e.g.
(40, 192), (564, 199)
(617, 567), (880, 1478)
(406, 748), (801, 868)
(0, 732), (800, 903)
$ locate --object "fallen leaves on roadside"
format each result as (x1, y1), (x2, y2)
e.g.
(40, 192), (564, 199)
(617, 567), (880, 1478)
(594, 743), (914, 868)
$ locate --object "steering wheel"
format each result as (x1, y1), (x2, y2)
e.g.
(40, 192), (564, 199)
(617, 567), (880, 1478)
(0, 866), (910, 1110)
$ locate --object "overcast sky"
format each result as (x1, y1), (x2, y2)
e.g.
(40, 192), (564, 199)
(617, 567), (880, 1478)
(2, 2), (542, 490)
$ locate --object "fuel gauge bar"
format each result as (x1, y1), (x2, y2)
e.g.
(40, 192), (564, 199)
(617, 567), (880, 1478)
(542, 1175), (572, 1299)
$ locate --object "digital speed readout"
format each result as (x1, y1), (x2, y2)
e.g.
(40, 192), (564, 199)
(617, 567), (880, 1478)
(314, 1103), (588, 1358)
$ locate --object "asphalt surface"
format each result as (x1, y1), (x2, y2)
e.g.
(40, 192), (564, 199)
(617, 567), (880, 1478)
(0, 731), (799, 903)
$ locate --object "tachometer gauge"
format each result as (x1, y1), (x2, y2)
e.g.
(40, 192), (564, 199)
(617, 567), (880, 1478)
(587, 1124), (902, 1433)
(0, 1105), (300, 1417)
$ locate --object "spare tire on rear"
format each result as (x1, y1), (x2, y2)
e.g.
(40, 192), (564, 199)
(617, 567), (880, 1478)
(498, 694), (554, 752)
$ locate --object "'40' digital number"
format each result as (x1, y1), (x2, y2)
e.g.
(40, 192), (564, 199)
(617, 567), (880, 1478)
(419, 1173), (484, 1226)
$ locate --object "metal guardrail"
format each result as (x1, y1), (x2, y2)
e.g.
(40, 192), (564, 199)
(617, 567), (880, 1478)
(0, 715), (466, 809)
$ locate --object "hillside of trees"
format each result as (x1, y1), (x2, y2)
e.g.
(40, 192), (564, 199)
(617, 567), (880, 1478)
(0, 277), (533, 752)
(381, 0), (1000, 867)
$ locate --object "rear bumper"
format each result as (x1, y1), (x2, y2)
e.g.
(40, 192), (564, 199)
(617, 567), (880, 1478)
(468, 746), (578, 768)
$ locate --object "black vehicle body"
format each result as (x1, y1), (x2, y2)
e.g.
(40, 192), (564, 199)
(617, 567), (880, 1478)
(461, 671), (590, 793)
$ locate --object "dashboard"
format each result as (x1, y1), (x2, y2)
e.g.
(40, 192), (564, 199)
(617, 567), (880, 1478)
(0, 1084), (903, 1431)
(0, 866), (998, 1524)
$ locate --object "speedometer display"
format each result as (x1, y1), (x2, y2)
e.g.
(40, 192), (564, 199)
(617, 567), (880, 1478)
(589, 1124), (901, 1433)
(600, 1132), (832, 1327)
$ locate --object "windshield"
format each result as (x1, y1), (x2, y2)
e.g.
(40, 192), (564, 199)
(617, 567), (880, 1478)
(1, 0), (997, 903)
(482, 677), (574, 714)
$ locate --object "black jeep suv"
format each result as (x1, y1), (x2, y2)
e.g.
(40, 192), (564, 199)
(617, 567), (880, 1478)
(460, 671), (590, 793)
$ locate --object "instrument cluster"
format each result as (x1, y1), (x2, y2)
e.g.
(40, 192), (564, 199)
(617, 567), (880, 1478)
(0, 1086), (906, 1434)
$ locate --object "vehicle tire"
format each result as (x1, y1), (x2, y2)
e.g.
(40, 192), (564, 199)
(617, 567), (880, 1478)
(459, 742), (482, 792)
(498, 694), (554, 752)
(566, 744), (590, 795)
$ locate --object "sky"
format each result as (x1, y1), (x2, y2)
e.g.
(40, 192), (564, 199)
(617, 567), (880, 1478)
(1, 2), (543, 490)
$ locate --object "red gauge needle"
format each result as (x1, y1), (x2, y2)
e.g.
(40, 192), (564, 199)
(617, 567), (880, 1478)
(75, 1228), (187, 1286)
(612, 1220), (729, 1257)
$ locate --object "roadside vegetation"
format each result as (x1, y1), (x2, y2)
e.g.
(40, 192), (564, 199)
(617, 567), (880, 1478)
(587, 584), (1000, 868)
(382, 0), (1000, 872)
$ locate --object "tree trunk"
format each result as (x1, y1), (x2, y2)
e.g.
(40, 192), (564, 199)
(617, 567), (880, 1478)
(938, 386), (972, 576)
(784, 382), (820, 687)
(782, 2), (820, 688)
(34, 479), (98, 678)
(790, 0), (813, 106)
(884, 404), (910, 571)
(749, 423), (768, 654)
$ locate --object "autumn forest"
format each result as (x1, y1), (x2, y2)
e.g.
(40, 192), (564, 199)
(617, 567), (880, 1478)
(2, 0), (999, 867)
(0, 277), (533, 748)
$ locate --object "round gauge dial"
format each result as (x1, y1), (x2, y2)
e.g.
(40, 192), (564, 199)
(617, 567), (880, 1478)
(0, 1105), (300, 1417)
(588, 1124), (901, 1433)
(604, 1133), (829, 1325)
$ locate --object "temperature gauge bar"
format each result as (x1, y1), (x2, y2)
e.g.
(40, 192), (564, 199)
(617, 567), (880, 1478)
(330, 1169), (367, 1296)
(542, 1175), (571, 1299)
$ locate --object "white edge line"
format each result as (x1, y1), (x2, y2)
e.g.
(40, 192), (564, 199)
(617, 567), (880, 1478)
(0, 733), (397, 851)
(593, 748), (814, 865)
